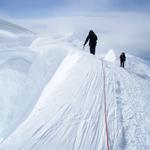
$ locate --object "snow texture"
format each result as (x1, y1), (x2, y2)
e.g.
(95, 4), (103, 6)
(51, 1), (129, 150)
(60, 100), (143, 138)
(0, 19), (36, 50)
(0, 19), (150, 150)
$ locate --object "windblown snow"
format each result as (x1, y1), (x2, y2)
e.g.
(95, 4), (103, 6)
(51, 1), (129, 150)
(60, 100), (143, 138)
(0, 19), (150, 150)
(0, 19), (36, 50)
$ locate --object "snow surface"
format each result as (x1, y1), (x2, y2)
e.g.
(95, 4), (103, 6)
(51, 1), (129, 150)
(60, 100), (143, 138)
(0, 19), (36, 50)
(104, 49), (116, 63)
(0, 19), (150, 150)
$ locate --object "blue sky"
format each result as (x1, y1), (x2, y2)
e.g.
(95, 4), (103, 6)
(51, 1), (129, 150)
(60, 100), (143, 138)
(0, 0), (150, 17)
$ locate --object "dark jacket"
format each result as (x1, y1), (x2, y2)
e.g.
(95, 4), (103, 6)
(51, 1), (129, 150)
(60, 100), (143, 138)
(120, 53), (126, 62)
(84, 31), (98, 47)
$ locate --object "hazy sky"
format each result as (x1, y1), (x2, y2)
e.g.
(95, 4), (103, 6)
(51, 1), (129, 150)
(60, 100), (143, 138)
(0, 0), (150, 60)
(0, 0), (150, 17)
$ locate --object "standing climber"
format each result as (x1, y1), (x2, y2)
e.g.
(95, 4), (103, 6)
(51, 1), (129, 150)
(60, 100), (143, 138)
(120, 52), (126, 68)
(83, 30), (98, 55)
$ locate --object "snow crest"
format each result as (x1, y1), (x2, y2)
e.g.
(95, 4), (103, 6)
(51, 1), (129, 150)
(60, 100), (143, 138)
(0, 19), (150, 150)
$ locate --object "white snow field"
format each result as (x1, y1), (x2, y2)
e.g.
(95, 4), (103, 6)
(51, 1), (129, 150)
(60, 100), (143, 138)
(0, 19), (36, 140)
(0, 18), (36, 50)
(0, 19), (68, 142)
(0, 19), (150, 150)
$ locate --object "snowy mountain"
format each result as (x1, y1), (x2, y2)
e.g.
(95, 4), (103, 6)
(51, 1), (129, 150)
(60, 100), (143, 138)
(0, 20), (150, 150)
(0, 19), (35, 34)
(0, 19), (36, 50)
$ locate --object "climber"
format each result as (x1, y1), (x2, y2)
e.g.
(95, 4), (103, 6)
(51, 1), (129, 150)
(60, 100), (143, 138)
(83, 30), (98, 55)
(120, 52), (126, 68)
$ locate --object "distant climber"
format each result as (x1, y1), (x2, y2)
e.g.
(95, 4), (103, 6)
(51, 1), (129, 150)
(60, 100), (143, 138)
(120, 52), (126, 68)
(83, 30), (98, 55)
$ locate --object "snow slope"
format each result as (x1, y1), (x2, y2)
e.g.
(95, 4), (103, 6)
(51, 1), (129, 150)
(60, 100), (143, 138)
(0, 51), (106, 150)
(0, 50), (36, 139)
(0, 19), (36, 50)
(0, 19), (37, 139)
(0, 19), (72, 142)
(0, 19), (150, 150)
(0, 49), (150, 150)
(0, 47), (69, 141)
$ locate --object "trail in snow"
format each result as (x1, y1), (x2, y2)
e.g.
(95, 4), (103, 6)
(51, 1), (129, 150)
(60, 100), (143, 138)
(101, 60), (110, 150)
(0, 49), (149, 150)
(114, 68), (150, 149)
(104, 61), (150, 150)
(0, 18), (150, 150)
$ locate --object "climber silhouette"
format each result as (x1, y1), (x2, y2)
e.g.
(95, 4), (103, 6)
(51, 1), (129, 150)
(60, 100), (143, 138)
(120, 52), (126, 68)
(83, 30), (98, 55)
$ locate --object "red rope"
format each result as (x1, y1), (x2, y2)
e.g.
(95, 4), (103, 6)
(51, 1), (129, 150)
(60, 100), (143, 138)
(102, 60), (110, 150)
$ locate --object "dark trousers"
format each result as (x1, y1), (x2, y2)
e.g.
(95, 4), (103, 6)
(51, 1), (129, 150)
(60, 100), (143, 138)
(90, 46), (96, 55)
(120, 61), (125, 68)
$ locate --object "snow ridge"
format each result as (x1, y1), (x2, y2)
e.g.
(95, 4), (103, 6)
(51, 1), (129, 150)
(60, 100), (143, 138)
(0, 50), (150, 150)
(0, 19), (150, 150)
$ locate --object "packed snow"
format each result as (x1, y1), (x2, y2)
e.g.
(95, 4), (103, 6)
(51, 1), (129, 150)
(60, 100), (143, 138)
(0, 19), (150, 150)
